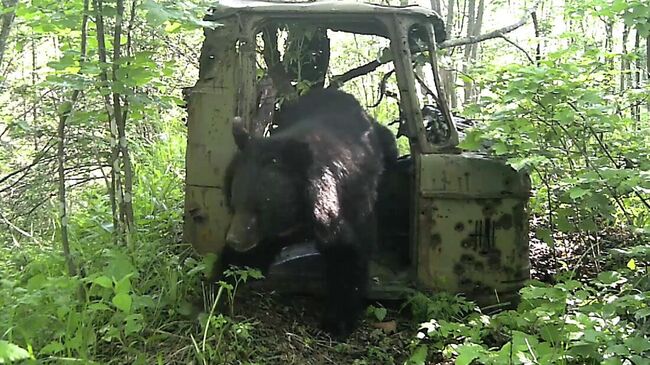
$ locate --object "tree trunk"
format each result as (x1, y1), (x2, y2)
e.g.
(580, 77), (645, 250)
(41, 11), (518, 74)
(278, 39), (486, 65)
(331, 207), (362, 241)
(443, 0), (457, 108)
(604, 19), (614, 70)
(445, 0), (454, 36)
(468, 0), (484, 102)
(462, 0), (477, 104)
(469, 0), (484, 61)
(112, 0), (135, 237)
(632, 30), (640, 122)
(620, 25), (629, 93)
(58, 0), (89, 295)
(532, 10), (541, 64)
(430, 0), (441, 14)
(646, 35), (649, 112)
(0, 0), (18, 69)
(93, 0), (122, 244)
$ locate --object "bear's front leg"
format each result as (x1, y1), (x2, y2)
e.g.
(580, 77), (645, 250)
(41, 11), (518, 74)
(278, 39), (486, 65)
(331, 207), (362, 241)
(321, 245), (368, 339)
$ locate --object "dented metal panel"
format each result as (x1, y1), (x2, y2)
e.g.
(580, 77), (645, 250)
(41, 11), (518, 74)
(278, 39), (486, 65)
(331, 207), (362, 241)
(416, 153), (530, 305)
(206, 0), (445, 40)
(183, 25), (240, 255)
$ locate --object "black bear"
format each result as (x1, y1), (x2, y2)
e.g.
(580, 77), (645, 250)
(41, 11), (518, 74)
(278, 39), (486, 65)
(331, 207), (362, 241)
(222, 88), (396, 338)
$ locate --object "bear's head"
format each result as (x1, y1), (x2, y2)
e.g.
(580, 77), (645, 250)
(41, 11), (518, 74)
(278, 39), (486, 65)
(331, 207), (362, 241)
(225, 117), (311, 252)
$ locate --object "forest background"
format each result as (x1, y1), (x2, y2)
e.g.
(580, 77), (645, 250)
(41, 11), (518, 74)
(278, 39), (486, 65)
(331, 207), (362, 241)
(0, 0), (648, 364)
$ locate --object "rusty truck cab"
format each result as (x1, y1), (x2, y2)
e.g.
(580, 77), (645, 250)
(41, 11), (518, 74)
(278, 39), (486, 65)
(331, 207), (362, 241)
(184, 0), (531, 306)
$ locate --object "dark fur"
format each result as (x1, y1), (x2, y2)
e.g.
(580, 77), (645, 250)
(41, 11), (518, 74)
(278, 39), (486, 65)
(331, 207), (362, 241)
(223, 88), (396, 338)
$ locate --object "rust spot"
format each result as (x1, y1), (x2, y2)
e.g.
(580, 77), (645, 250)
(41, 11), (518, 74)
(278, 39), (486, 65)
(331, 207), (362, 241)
(461, 237), (473, 249)
(482, 204), (496, 217)
(476, 260), (485, 271)
(458, 254), (485, 272)
(495, 214), (513, 229)
(430, 233), (442, 248)
(460, 254), (475, 265)
(454, 222), (465, 232)
(459, 277), (472, 288)
(189, 208), (206, 223)
(486, 249), (502, 269)
(502, 265), (516, 276)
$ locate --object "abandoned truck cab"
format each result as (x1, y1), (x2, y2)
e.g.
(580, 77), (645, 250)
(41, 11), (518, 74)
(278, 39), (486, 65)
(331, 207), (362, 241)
(183, 0), (531, 306)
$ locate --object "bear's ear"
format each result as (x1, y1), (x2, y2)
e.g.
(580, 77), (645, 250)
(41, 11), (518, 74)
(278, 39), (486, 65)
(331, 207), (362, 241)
(280, 140), (312, 171)
(232, 116), (251, 150)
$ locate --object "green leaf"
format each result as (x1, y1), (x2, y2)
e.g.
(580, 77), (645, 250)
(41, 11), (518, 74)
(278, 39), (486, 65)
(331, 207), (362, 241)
(93, 275), (113, 289)
(141, 0), (170, 27)
(568, 343), (599, 358)
(112, 293), (133, 313)
(406, 345), (428, 365)
(124, 314), (144, 335)
(492, 142), (509, 155)
(374, 307), (387, 322)
(624, 337), (650, 353)
(39, 342), (64, 355)
(0, 341), (32, 363)
(88, 302), (111, 312)
(458, 130), (483, 151)
(568, 187), (590, 199)
(114, 276), (132, 294)
(536, 228), (554, 246)
(606, 344), (630, 356)
(629, 355), (650, 365)
(596, 271), (626, 285)
(26, 274), (47, 290)
(634, 308), (650, 320)
(602, 357), (623, 365)
(455, 344), (485, 365)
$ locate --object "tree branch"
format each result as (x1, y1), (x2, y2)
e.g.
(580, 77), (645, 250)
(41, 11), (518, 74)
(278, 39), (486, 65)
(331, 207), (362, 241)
(0, 0), (19, 68)
(0, 139), (56, 187)
(438, 0), (541, 48)
(329, 0), (541, 87)
(500, 35), (535, 64)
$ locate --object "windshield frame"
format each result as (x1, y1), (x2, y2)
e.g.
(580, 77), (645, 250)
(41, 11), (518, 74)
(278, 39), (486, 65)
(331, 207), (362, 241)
(229, 12), (456, 153)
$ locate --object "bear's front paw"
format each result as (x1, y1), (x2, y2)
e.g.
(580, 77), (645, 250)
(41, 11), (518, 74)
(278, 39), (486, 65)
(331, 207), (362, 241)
(320, 315), (356, 341)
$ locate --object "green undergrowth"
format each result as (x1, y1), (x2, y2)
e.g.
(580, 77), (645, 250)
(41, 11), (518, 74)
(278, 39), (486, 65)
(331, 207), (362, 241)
(404, 246), (650, 365)
(1, 115), (649, 365)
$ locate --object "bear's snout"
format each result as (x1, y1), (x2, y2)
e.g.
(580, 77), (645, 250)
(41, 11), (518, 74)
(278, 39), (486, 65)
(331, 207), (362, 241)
(226, 213), (259, 252)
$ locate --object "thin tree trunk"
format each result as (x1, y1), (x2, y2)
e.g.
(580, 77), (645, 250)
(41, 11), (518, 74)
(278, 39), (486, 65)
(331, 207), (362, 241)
(0, 0), (18, 68)
(531, 10), (541, 64)
(469, 0), (484, 61)
(632, 31), (640, 122)
(444, 0), (457, 108)
(468, 0), (484, 102)
(462, 0), (477, 103)
(647, 35), (650, 112)
(31, 35), (38, 150)
(93, 0), (122, 244)
(445, 0), (454, 36)
(604, 19), (614, 70)
(58, 0), (89, 285)
(112, 0), (135, 236)
(430, 0), (440, 14)
(620, 25), (629, 93)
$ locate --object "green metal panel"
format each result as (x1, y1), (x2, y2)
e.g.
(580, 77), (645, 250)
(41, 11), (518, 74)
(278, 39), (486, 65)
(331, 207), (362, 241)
(183, 28), (239, 255)
(416, 153), (531, 306)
